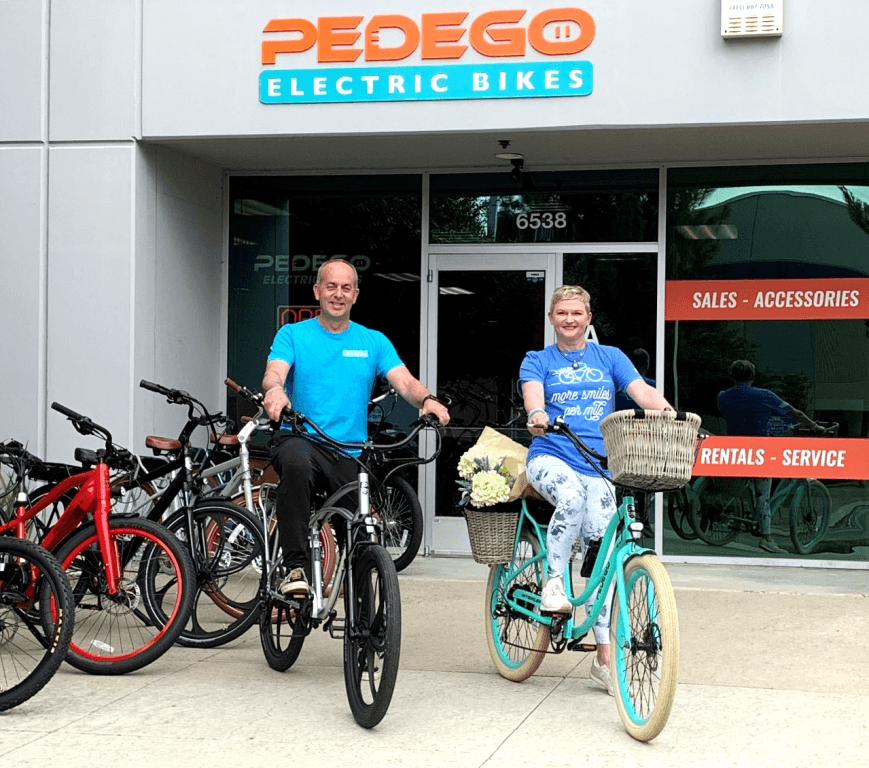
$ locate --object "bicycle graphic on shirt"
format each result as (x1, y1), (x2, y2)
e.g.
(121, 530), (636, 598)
(554, 364), (604, 385)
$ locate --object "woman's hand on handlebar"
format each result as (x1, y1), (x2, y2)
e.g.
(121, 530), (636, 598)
(526, 408), (549, 436)
(263, 386), (290, 421)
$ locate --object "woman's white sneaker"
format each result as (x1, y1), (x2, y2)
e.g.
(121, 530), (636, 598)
(540, 578), (572, 613)
(589, 657), (614, 696)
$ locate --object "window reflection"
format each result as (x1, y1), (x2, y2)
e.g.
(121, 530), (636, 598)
(430, 169), (657, 243)
(227, 175), (422, 432)
(664, 165), (869, 563)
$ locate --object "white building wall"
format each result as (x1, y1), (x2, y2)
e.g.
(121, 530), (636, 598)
(133, 145), (224, 448)
(48, 0), (138, 142)
(0, 1), (223, 460)
(0, 0), (44, 141)
(0, 148), (45, 451)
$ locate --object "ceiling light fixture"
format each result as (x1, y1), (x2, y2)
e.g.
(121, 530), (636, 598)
(495, 139), (524, 161)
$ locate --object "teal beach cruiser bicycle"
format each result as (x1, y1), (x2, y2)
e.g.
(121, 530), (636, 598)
(482, 410), (700, 742)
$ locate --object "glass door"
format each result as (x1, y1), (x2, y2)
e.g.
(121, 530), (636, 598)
(423, 253), (555, 555)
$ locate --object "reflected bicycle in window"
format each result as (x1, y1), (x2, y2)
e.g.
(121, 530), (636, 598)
(669, 422), (838, 555)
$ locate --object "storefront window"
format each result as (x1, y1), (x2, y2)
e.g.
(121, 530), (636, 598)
(430, 169), (657, 244)
(664, 164), (869, 563)
(228, 175), (422, 430)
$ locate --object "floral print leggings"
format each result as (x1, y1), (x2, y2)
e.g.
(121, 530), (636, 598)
(527, 454), (617, 644)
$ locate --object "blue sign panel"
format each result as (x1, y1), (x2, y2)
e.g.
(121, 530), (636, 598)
(260, 60), (593, 104)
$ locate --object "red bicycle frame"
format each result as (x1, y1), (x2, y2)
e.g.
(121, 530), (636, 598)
(0, 461), (121, 594)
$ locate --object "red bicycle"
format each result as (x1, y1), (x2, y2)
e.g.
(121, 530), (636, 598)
(0, 403), (195, 675)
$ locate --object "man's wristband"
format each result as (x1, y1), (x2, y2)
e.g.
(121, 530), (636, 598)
(527, 408), (547, 420)
(421, 394), (442, 407)
(265, 386), (284, 397)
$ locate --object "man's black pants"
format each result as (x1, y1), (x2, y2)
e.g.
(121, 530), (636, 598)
(269, 432), (358, 573)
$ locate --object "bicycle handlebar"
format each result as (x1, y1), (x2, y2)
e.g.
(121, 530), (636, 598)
(140, 380), (228, 439)
(50, 401), (119, 455)
(51, 401), (86, 423)
(545, 416), (609, 468)
(280, 406), (439, 455)
(0, 439), (41, 469)
(225, 377), (263, 404)
(139, 379), (194, 406)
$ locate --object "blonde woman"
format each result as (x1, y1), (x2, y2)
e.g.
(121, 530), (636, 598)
(519, 285), (673, 695)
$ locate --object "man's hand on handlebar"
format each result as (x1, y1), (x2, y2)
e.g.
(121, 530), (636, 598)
(420, 397), (450, 427)
(263, 386), (290, 421)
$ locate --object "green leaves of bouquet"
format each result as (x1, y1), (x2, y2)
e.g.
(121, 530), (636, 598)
(456, 444), (517, 508)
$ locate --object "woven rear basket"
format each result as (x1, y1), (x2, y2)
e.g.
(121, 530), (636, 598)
(463, 507), (519, 565)
(599, 409), (702, 491)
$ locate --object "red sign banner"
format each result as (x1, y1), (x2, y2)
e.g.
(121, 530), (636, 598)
(666, 278), (869, 321)
(692, 435), (869, 480)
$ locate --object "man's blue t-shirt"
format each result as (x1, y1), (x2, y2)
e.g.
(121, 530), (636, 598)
(268, 318), (403, 450)
(717, 385), (792, 436)
(520, 343), (641, 477)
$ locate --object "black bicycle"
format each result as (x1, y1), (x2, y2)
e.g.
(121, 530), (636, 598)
(225, 384), (442, 728)
(0, 537), (75, 710)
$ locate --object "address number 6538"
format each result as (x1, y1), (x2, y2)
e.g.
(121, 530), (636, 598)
(516, 212), (568, 230)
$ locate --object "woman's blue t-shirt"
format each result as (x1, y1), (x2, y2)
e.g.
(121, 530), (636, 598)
(519, 343), (640, 476)
(268, 318), (403, 449)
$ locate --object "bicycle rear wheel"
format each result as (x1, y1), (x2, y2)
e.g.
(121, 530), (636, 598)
(343, 544), (401, 728)
(371, 476), (422, 572)
(159, 501), (264, 648)
(611, 554), (679, 742)
(55, 517), (195, 675)
(688, 477), (742, 546)
(0, 538), (74, 711)
(484, 528), (549, 682)
(789, 480), (832, 555)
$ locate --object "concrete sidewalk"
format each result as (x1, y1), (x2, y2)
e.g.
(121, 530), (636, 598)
(1, 558), (867, 768)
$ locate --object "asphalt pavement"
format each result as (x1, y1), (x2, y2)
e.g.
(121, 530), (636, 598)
(1, 557), (866, 768)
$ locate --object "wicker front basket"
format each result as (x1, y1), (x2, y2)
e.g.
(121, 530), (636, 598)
(463, 507), (519, 565)
(599, 409), (702, 491)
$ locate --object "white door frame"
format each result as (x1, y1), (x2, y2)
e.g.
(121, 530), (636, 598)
(421, 251), (556, 556)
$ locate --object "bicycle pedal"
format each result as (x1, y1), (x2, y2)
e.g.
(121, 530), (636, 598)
(326, 619), (345, 639)
(567, 640), (596, 653)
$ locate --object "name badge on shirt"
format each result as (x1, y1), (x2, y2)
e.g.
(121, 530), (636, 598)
(343, 350), (369, 358)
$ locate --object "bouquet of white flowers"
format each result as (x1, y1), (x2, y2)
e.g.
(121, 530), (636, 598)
(456, 427), (529, 508)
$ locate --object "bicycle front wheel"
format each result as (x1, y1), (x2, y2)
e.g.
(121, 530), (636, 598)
(343, 544), (401, 728)
(159, 502), (264, 648)
(0, 538), (74, 711)
(484, 528), (549, 682)
(789, 480), (832, 555)
(611, 554), (679, 742)
(55, 517), (195, 675)
(371, 476), (423, 572)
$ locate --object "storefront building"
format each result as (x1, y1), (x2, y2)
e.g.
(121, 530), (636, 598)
(4, 1), (869, 568)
